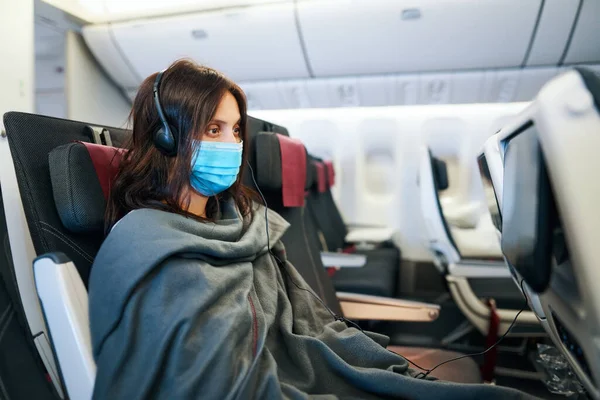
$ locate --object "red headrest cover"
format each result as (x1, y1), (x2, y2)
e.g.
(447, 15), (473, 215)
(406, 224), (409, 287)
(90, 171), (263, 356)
(49, 141), (125, 233)
(81, 142), (125, 199)
(313, 161), (327, 193)
(324, 160), (335, 188)
(277, 134), (306, 207)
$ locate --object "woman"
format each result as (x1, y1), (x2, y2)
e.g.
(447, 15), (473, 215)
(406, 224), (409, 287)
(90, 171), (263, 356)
(90, 60), (539, 399)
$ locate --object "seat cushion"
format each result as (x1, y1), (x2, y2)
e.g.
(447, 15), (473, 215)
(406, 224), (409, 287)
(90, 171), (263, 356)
(331, 248), (399, 298)
(450, 212), (503, 259)
(387, 346), (482, 384)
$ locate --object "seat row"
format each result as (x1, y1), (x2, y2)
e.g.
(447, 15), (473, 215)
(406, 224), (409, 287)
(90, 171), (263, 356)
(0, 112), (480, 399)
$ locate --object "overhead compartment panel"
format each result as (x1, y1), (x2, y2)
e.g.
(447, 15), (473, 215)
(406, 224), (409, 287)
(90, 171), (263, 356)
(562, 0), (600, 65)
(92, 0), (291, 24)
(297, 0), (542, 77)
(525, 0), (580, 66)
(110, 3), (309, 83)
(82, 24), (142, 89)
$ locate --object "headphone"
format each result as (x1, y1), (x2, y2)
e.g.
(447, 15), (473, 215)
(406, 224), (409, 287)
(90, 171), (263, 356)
(153, 70), (178, 157)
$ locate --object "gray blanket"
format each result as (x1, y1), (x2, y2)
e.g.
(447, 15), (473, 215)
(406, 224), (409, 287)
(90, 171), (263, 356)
(89, 201), (540, 399)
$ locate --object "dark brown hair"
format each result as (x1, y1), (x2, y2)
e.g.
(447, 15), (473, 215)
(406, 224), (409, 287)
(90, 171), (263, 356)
(105, 59), (255, 232)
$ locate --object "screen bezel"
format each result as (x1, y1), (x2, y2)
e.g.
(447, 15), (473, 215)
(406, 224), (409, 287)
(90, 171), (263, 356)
(477, 152), (502, 232)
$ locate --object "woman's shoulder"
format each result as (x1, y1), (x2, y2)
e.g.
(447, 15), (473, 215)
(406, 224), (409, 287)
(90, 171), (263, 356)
(108, 208), (175, 236)
(91, 208), (195, 297)
(99, 208), (180, 260)
(108, 211), (131, 233)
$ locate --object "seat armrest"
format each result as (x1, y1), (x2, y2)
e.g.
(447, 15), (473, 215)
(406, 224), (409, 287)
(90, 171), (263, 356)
(346, 223), (387, 229)
(345, 227), (395, 244)
(34, 253), (95, 400)
(449, 260), (511, 278)
(320, 252), (366, 268)
(336, 292), (440, 322)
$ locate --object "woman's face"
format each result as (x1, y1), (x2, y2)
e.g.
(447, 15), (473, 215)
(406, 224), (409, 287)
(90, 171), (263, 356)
(202, 91), (242, 144)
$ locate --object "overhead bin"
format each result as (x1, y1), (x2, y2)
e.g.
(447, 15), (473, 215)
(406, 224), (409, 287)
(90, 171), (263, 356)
(296, 0), (542, 77)
(81, 25), (141, 89)
(562, 0), (600, 65)
(82, 0), (291, 24)
(108, 3), (308, 84)
(525, 0), (580, 66)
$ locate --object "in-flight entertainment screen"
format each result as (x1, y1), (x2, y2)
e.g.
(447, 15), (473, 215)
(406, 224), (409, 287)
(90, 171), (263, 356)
(501, 123), (554, 293)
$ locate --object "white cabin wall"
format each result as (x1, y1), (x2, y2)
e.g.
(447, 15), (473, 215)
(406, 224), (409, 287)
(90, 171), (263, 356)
(35, 55), (66, 119)
(251, 103), (528, 261)
(0, 0), (35, 128)
(65, 31), (131, 128)
(34, 0), (78, 119)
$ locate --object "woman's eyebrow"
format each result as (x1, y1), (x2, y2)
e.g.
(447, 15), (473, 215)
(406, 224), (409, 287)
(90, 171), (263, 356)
(211, 118), (241, 125)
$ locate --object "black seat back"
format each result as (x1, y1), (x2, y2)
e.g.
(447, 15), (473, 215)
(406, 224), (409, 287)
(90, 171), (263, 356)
(306, 157), (347, 252)
(0, 188), (58, 399)
(428, 150), (460, 257)
(246, 131), (342, 315)
(3, 112), (130, 286)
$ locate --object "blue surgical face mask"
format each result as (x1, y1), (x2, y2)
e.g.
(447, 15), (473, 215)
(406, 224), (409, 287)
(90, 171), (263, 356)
(190, 140), (243, 196)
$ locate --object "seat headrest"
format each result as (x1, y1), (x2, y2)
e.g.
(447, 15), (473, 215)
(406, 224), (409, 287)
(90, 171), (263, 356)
(310, 158), (335, 193)
(430, 153), (449, 191)
(270, 123), (289, 137)
(313, 161), (327, 193)
(49, 142), (124, 233)
(323, 160), (335, 187)
(254, 132), (310, 207)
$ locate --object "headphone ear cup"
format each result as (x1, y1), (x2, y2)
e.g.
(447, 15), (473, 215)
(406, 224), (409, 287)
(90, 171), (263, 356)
(153, 125), (177, 156)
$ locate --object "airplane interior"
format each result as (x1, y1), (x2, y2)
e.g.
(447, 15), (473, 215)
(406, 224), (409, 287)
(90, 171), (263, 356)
(0, 0), (599, 399)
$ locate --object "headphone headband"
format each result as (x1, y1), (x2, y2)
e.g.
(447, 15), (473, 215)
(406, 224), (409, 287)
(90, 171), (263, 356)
(152, 69), (177, 157)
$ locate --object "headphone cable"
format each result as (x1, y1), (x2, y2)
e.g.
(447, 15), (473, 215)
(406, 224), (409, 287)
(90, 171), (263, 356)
(246, 160), (528, 378)
(412, 279), (528, 379)
(247, 161), (432, 372)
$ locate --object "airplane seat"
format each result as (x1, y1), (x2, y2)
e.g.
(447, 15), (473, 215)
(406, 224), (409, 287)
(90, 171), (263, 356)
(429, 154), (503, 259)
(1, 112), (131, 399)
(247, 131), (482, 384)
(484, 66), (600, 398)
(3, 112), (479, 392)
(422, 150), (504, 266)
(0, 113), (276, 399)
(419, 150), (461, 272)
(3, 113), (130, 283)
(306, 157), (399, 298)
(0, 187), (59, 399)
(247, 132), (344, 314)
(43, 141), (132, 400)
(419, 146), (541, 337)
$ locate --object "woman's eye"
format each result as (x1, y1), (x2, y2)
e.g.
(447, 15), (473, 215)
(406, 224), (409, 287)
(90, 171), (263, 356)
(206, 127), (219, 136)
(233, 127), (241, 135)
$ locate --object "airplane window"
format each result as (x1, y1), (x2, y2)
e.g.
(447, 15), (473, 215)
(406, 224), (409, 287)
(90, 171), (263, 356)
(423, 118), (467, 204)
(298, 120), (339, 157)
(359, 119), (398, 196)
(365, 149), (395, 195)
